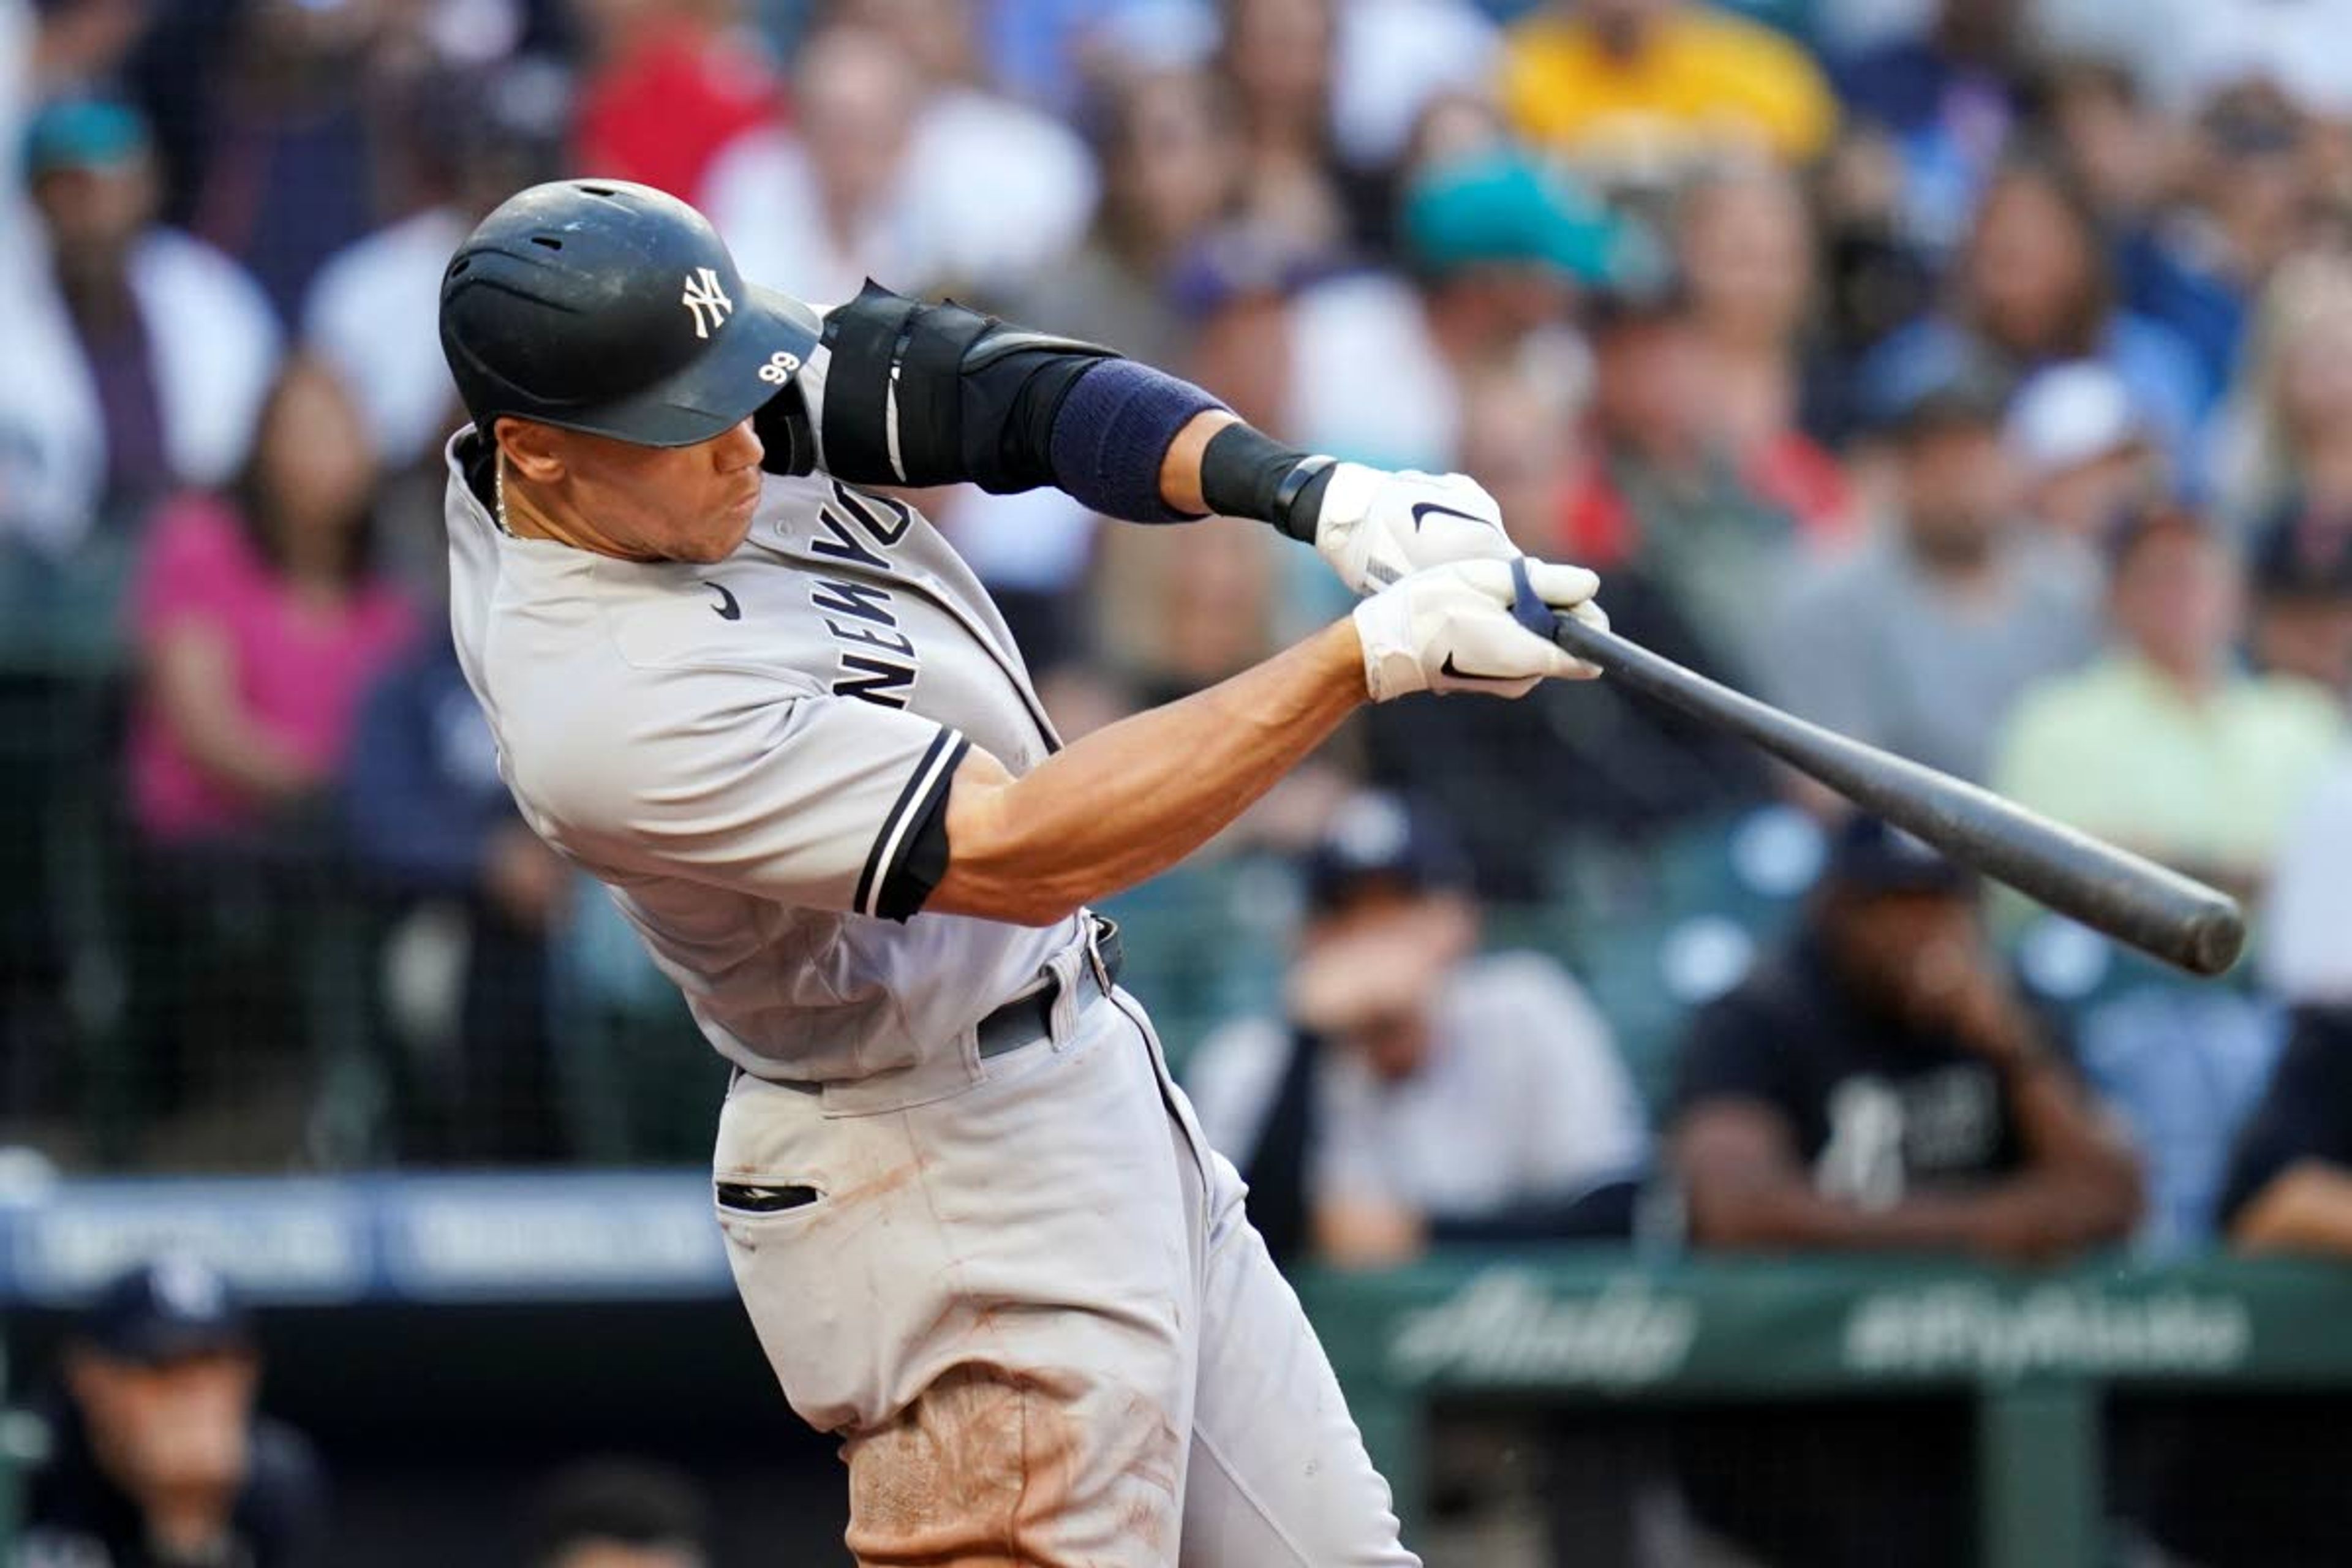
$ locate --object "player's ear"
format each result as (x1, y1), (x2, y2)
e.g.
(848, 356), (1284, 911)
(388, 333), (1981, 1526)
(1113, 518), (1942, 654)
(493, 416), (568, 484)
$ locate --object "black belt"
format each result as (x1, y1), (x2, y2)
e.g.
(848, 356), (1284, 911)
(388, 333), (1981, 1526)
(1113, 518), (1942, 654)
(976, 915), (1125, 1060)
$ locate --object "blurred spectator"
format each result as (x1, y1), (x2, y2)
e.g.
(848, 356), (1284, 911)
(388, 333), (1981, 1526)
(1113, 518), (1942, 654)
(2249, 500), (2352, 696)
(1366, 362), (1768, 892)
(573, 0), (777, 205)
(302, 56), (571, 475)
(18, 1256), (327, 1568)
(2042, 54), (2170, 227)
(1, 0), (151, 233)
(1498, 0), (1839, 181)
(1282, 148), (1612, 472)
(827, 0), (1097, 296)
(1831, 0), (2023, 255)
(1992, 504), (2342, 898)
(1668, 816), (2141, 1568)
(1861, 157), (2209, 458)
(1326, 0), (1499, 175)
(1765, 362), (2099, 782)
(1673, 813), (2142, 1260)
(127, 360), (417, 854)
(2002, 360), (2163, 547)
(1187, 793), (1648, 1271)
(2107, 80), (2310, 411)
(1008, 66), (1240, 369)
(978, 0), (1219, 116)
(118, 361), (415, 1139)
(1, 94), (279, 566)
(522, 1458), (709, 1568)
(1169, 221), (1322, 431)
(345, 627), (566, 1162)
(1566, 276), (1832, 688)
(2212, 250), (2352, 527)
(707, 7), (1096, 306)
(1675, 159), (1858, 541)
(703, 23), (926, 306)
(1093, 513), (1284, 706)
(1215, 0), (1362, 253)
(174, 0), (411, 322)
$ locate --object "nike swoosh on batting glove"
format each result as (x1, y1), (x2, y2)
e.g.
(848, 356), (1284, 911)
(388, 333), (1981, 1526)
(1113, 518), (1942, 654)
(1351, 558), (1607, 702)
(1313, 464), (1523, 595)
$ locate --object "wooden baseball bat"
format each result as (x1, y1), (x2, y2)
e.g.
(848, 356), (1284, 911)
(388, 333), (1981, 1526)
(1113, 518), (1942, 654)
(1509, 564), (2247, 976)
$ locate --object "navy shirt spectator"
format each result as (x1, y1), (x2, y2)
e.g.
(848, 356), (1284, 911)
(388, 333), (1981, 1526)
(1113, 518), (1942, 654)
(17, 1257), (328, 1568)
(1668, 816), (2141, 1568)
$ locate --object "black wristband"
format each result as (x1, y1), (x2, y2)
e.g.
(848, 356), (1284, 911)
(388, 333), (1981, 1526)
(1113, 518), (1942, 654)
(1198, 423), (1335, 543)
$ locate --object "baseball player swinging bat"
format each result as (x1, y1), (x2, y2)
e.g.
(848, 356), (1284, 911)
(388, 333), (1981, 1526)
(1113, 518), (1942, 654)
(1499, 560), (2247, 977)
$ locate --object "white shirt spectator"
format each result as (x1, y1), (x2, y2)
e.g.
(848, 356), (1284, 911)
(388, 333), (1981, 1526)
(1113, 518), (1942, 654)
(303, 206), (474, 469)
(0, 228), (280, 556)
(903, 85), (1097, 293)
(1330, 0), (1499, 170)
(705, 88), (1095, 305)
(1187, 951), (1649, 1221)
(702, 126), (933, 309)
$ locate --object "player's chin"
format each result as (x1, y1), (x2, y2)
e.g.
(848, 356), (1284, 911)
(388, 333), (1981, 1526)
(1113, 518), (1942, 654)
(680, 516), (755, 563)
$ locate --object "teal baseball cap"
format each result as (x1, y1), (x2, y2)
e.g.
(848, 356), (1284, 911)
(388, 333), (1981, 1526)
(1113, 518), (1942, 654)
(1400, 151), (1634, 286)
(23, 96), (151, 180)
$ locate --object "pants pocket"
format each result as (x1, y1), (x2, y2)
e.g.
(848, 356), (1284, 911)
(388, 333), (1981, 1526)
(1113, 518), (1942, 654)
(715, 1180), (820, 1215)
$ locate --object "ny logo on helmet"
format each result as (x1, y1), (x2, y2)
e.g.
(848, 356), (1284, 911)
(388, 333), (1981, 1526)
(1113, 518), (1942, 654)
(682, 268), (733, 339)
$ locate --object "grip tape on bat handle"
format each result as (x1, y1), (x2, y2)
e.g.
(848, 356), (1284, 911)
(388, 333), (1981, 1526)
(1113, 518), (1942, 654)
(1513, 564), (2247, 976)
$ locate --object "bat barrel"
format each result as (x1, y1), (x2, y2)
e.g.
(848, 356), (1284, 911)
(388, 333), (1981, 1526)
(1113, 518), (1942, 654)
(1546, 611), (2247, 977)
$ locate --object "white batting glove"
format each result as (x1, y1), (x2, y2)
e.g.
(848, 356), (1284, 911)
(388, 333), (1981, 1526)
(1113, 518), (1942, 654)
(1311, 463), (1521, 595)
(1351, 559), (1608, 702)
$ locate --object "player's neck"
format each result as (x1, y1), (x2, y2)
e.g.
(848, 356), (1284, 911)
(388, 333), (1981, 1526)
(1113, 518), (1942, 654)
(495, 453), (655, 563)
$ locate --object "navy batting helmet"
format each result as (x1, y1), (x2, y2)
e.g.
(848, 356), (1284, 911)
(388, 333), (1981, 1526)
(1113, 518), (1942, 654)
(439, 179), (820, 447)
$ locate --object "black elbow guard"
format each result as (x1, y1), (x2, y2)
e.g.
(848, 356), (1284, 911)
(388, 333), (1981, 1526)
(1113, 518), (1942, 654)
(818, 281), (1116, 490)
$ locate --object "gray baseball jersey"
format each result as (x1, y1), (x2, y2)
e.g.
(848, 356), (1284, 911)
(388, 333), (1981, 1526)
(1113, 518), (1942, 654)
(442, 341), (1084, 1088)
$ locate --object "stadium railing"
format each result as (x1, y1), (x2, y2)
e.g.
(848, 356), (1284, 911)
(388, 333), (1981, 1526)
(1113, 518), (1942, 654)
(1, 1175), (2350, 1562)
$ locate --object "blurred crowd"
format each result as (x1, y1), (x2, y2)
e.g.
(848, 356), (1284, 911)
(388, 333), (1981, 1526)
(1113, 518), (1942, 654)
(7, 0), (2352, 1343)
(9, 0), (2352, 1559)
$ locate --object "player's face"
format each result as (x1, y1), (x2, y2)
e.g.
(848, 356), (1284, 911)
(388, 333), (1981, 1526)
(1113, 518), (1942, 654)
(529, 420), (767, 565)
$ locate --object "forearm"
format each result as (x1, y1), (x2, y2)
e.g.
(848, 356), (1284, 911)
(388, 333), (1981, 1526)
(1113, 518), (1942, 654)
(1430, 1180), (1643, 1244)
(2232, 1161), (2352, 1256)
(2002, 1055), (2144, 1226)
(153, 631), (316, 802)
(1689, 1180), (2016, 1254)
(930, 622), (1366, 924)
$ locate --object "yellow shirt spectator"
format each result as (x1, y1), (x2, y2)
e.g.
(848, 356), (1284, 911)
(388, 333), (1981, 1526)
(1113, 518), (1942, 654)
(1501, 2), (1839, 172)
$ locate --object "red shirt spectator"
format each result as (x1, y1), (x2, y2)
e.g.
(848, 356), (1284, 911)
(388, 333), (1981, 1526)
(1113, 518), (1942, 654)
(576, 18), (780, 202)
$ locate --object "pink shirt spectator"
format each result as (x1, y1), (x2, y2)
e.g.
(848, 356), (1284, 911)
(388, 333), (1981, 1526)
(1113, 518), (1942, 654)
(127, 494), (417, 845)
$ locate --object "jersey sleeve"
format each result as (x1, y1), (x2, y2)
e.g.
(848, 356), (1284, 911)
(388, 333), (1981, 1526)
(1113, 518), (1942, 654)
(524, 670), (969, 921)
